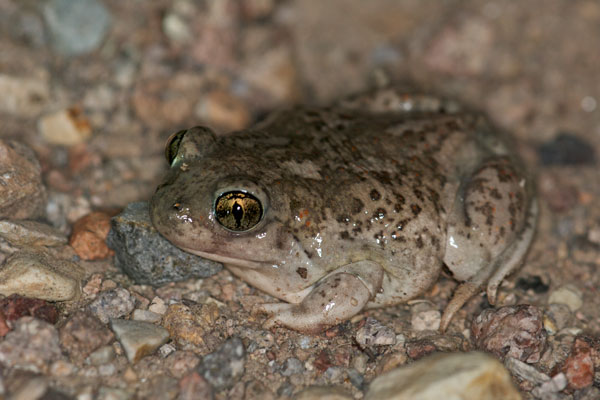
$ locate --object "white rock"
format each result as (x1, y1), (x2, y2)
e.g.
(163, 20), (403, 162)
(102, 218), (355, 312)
(548, 285), (583, 311)
(109, 319), (170, 363)
(411, 309), (441, 331)
(365, 351), (522, 400)
(0, 251), (82, 301)
(39, 107), (92, 146)
(131, 309), (162, 323)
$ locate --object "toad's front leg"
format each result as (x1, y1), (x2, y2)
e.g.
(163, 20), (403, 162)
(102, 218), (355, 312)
(258, 261), (384, 333)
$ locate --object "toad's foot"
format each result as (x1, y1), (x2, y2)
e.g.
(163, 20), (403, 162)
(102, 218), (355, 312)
(258, 261), (384, 333)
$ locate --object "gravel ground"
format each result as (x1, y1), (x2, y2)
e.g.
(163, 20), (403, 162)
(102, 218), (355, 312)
(0, 0), (599, 399)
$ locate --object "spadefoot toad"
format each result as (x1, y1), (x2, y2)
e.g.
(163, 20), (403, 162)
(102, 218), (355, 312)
(151, 88), (537, 333)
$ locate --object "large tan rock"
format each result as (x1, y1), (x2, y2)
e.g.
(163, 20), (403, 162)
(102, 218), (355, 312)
(365, 351), (521, 400)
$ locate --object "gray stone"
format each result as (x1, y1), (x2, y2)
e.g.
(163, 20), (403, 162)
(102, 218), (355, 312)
(197, 337), (245, 391)
(107, 202), (222, 286)
(355, 318), (396, 347)
(504, 356), (550, 385)
(365, 351), (522, 400)
(0, 251), (82, 301)
(0, 220), (67, 247)
(281, 357), (304, 376)
(109, 319), (170, 363)
(42, 0), (111, 56)
(0, 140), (47, 220)
(88, 288), (135, 324)
(294, 386), (353, 400)
(0, 317), (63, 373)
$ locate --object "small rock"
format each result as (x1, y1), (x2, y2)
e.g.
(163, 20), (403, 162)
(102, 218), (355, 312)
(355, 318), (396, 347)
(545, 303), (574, 332)
(548, 285), (583, 312)
(42, 0), (112, 56)
(131, 309), (162, 323)
(136, 374), (179, 400)
(0, 295), (58, 336)
(538, 132), (596, 166)
(96, 386), (131, 400)
(561, 337), (594, 390)
(59, 312), (114, 363)
(572, 387), (600, 400)
(0, 74), (50, 117)
(0, 220), (67, 247)
(69, 211), (114, 260)
(107, 202), (222, 286)
(0, 251), (82, 301)
(178, 372), (213, 400)
(109, 319), (170, 363)
(50, 359), (77, 377)
(347, 368), (364, 389)
(365, 351), (521, 400)
(405, 334), (463, 360)
(472, 304), (547, 363)
(88, 287), (136, 324)
(149, 296), (167, 315)
(194, 90), (251, 131)
(162, 303), (206, 346)
(294, 385), (353, 400)
(38, 107), (92, 146)
(197, 337), (245, 391)
(0, 140), (47, 220)
(504, 356), (550, 385)
(165, 351), (201, 379)
(281, 357), (304, 376)
(0, 317), (63, 373)
(88, 345), (115, 366)
(411, 309), (441, 331)
(532, 372), (567, 397)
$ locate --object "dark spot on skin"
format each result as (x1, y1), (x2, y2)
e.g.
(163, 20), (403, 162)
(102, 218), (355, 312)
(351, 198), (364, 214)
(499, 226), (506, 237)
(396, 218), (409, 231)
(370, 189), (381, 201)
(410, 204), (422, 216)
(413, 188), (424, 201)
(374, 208), (386, 219)
(319, 290), (326, 297)
(340, 231), (351, 240)
(490, 188), (502, 200)
(336, 214), (350, 224)
(304, 249), (313, 259)
(296, 268), (308, 279)
(415, 236), (424, 248)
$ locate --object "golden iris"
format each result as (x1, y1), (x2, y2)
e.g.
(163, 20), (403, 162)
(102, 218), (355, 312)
(215, 191), (263, 231)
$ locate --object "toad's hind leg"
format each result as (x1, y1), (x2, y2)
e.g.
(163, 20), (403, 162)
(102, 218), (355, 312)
(440, 157), (536, 332)
(258, 261), (384, 333)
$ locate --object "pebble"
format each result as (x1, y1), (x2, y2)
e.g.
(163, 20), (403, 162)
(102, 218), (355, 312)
(162, 303), (206, 346)
(545, 303), (573, 332)
(0, 295), (58, 336)
(471, 304), (547, 363)
(405, 334), (463, 360)
(0, 317), (63, 373)
(411, 309), (442, 331)
(148, 296), (167, 315)
(109, 319), (170, 363)
(197, 337), (245, 391)
(365, 351), (521, 400)
(0, 220), (67, 247)
(87, 345), (115, 366)
(294, 385), (353, 400)
(42, 0), (112, 56)
(96, 386), (131, 400)
(504, 356), (550, 385)
(0, 140), (47, 220)
(69, 211), (114, 260)
(0, 74), (50, 117)
(88, 287), (136, 324)
(532, 372), (568, 397)
(355, 318), (396, 347)
(131, 309), (162, 323)
(59, 311), (114, 363)
(178, 372), (213, 400)
(561, 336), (594, 389)
(548, 285), (583, 311)
(165, 351), (201, 378)
(537, 132), (596, 166)
(107, 202), (222, 286)
(38, 107), (92, 146)
(281, 357), (304, 376)
(0, 251), (82, 301)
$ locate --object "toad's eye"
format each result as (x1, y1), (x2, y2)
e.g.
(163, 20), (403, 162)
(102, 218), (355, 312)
(214, 191), (263, 232)
(165, 129), (188, 166)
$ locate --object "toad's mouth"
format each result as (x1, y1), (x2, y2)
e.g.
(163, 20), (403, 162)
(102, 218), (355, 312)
(181, 247), (267, 270)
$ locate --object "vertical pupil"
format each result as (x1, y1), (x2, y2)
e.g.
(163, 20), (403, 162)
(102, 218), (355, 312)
(232, 201), (244, 227)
